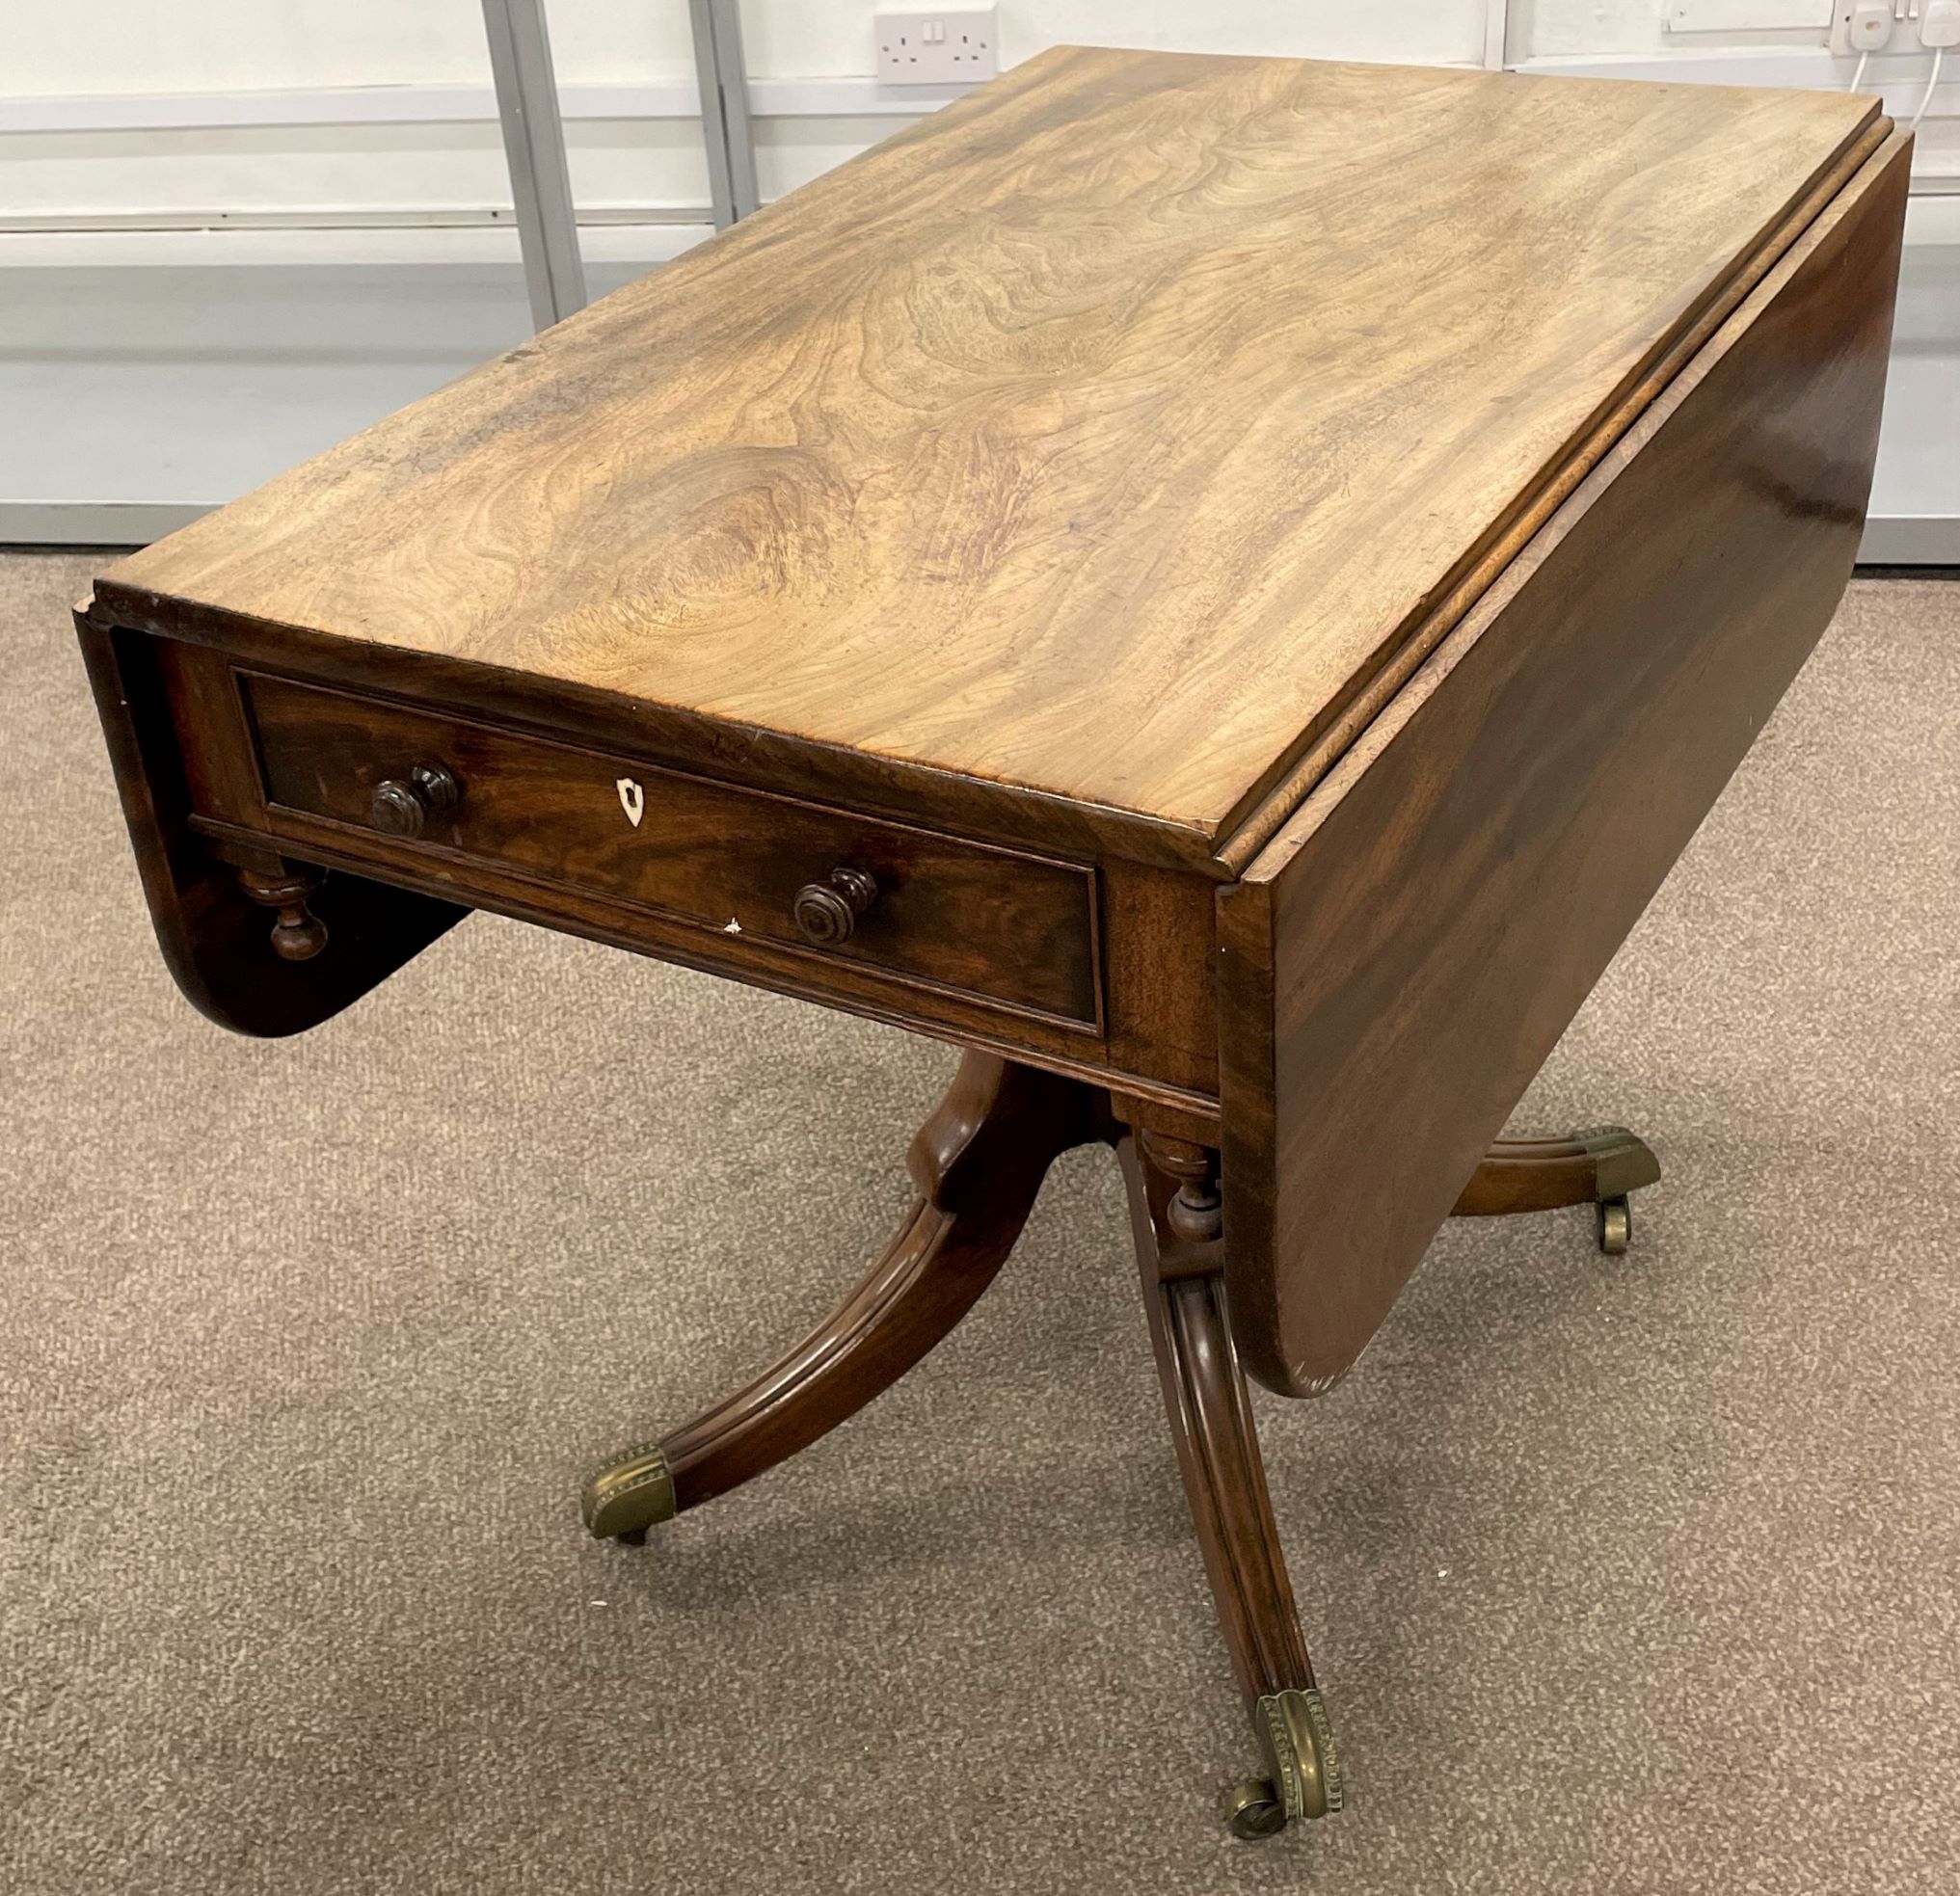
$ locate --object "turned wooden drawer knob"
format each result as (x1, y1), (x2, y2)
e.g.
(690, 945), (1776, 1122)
(792, 866), (879, 946)
(369, 761), (461, 838)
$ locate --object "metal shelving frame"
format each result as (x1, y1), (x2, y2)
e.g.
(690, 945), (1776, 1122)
(486, 0), (757, 332)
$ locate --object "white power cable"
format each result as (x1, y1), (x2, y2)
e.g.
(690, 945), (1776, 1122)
(1911, 47), (1945, 127)
(1850, 50), (1870, 92)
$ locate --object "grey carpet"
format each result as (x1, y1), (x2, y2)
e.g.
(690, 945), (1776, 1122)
(2, 549), (1956, 1894)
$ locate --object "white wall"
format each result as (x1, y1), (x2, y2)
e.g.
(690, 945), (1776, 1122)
(5, 1), (1953, 236)
(9, 2), (1488, 94)
(2, 4), (1490, 231)
(5, 4), (699, 94)
(4, 3), (699, 227)
(1512, 1), (1829, 58)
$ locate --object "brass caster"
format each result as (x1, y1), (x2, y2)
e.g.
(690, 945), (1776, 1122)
(581, 1441), (676, 1541)
(1226, 1688), (1342, 1839)
(1597, 1195), (1631, 1255)
(1224, 1777), (1289, 1841)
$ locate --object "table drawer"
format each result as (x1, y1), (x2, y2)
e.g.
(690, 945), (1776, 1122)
(240, 672), (1102, 1028)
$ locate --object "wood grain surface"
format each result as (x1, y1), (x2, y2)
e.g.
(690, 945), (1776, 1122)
(1215, 130), (1911, 1400)
(98, 47), (1876, 848)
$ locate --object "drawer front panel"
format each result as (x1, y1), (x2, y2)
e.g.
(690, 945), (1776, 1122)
(242, 673), (1102, 1028)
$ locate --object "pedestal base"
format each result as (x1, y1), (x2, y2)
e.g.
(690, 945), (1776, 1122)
(583, 1053), (1661, 1836)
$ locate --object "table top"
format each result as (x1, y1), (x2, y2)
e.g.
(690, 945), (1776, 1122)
(104, 46), (1876, 853)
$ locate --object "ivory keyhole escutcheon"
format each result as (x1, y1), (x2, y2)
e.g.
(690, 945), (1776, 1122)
(617, 777), (645, 828)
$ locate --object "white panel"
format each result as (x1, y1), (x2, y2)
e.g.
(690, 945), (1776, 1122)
(1861, 227), (1960, 562)
(1002, 0), (1485, 65)
(742, 0), (1488, 75)
(1510, 1), (1669, 57)
(1514, 0), (1842, 55)
(0, 121), (711, 221)
(21, 2), (1487, 94)
(2, 256), (703, 541)
(11, 2), (696, 94)
(1485, 0), (1512, 67)
(0, 86), (702, 134)
(741, 0), (894, 79)
(0, 226), (712, 268)
(1666, 1), (1831, 30)
(754, 117), (918, 200)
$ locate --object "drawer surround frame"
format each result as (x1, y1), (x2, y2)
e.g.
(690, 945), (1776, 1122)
(232, 664), (1111, 1038)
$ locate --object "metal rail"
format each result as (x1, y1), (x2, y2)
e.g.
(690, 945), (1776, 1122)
(480, 0), (588, 331)
(691, 0), (761, 227)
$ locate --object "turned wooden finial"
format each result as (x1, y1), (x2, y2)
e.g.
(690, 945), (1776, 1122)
(1140, 1131), (1223, 1243)
(236, 865), (328, 962)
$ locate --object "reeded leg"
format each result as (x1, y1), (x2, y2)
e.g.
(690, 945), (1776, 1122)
(1122, 1132), (1340, 1840)
(583, 1052), (1107, 1541)
(1452, 1126), (1660, 1254)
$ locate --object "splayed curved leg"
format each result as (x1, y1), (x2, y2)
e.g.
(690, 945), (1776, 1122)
(1122, 1131), (1340, 1840)
(1453, 1126), (1661, 1253)
(583, 1052), (1108, 1540)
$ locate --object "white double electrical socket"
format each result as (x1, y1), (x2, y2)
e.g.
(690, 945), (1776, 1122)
(1834, 0), (1960, 52)
(1832, 0), (1960, 52)
(874, 9), (999, 86)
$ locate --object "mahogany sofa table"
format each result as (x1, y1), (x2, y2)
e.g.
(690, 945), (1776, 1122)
(78, 49), (1909, 1839)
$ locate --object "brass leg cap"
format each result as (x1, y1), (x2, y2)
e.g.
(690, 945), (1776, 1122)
(1240, 1687), (1341, 1834)
(581, 1441), (677, 1541)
